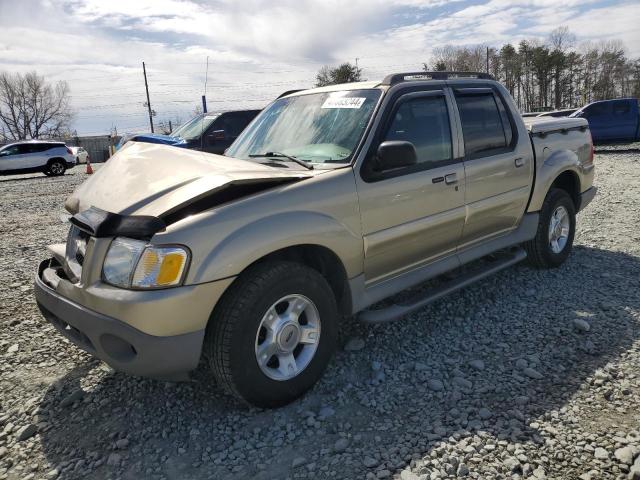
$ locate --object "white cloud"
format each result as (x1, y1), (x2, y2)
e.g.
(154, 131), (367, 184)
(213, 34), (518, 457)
(0, 0), (637, 135)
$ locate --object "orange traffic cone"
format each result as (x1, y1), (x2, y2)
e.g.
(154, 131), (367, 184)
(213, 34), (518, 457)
(86, 160), (93, 175)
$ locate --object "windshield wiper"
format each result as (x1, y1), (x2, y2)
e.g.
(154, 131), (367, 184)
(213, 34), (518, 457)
(249, 152), (314, 170)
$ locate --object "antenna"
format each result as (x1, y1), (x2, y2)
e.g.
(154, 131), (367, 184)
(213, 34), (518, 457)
(200, 56), (209, 151)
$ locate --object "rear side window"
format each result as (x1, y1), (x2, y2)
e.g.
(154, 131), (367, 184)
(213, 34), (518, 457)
(384, 95), (453, 167)
(612, 101), (630, 115)
(17, 144), (33, 154)
(455, 92), (511, 158)
(32, 144), (54, 153)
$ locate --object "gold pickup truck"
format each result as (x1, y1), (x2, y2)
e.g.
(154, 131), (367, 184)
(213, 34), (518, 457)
(34, 72), (596, 407)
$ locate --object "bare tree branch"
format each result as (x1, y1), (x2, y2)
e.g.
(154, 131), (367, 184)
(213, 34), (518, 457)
(0, 71), (72, 141)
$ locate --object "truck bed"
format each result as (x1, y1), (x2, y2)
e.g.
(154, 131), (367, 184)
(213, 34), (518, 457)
(523, 115), (594, 213)
(524, 116), (590, 163)
(523, 116), (588, 135)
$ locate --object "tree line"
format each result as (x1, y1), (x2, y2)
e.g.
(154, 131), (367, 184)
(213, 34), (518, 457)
(317, 27), (639, 113)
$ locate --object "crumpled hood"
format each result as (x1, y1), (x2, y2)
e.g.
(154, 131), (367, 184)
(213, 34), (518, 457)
(65, 142), (314, 219)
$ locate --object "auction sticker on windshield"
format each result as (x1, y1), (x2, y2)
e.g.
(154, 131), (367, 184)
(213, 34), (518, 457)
(321, 97), (366, 109)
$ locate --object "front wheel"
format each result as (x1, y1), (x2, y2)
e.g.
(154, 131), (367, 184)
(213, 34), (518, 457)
(524, 188), (576, 268)
(46, 160), (66, 176)
(204, 261), (338, 408)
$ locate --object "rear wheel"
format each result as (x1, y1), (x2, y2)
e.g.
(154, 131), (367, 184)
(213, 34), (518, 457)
(46, 160), (66, 176)
(204, 261), (338, 408)
(524, 188), (576, 268)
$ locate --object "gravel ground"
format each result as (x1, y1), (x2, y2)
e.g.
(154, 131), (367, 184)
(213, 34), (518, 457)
(1, 152), (640, 480)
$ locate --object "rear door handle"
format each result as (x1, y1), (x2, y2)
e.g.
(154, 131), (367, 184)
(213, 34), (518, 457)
(514, 157), (525, 168)
(444, 173), (457, 185)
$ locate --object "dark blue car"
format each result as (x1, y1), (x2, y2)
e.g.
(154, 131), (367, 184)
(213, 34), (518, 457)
(118, 109), (261, 154)
(570, 98), (639, 145)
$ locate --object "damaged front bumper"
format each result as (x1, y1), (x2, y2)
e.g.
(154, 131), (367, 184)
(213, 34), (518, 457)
(34, 258), (226, 380)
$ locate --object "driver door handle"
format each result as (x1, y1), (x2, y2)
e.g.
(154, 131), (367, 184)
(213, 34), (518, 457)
(515, 157), (525, 168)
(444, 173), (458, 185)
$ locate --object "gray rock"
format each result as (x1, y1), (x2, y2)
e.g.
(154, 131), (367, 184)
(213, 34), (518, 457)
(478, 408), (492, 420)
(334, 438), (349, 452)
(7, 344), (18, 354)
(116, 438), (129, 449)
(594, 447), (609, 460)
(414, 362), (429, 371)
(630, 456), (640, 480)
(532, 467), (546, 479)
(377, 470), (391, 479)
(457, 463), (469, 476)
(106, 453), (122, 467)
(292, 457), (307, 468)
(504, 457), (520, 472)
(371, 361), (382, 371)
(401, 470), (420, 480)
(515, 358), (528, 370)
(428, 379), (444, 392)
(469, 359), (485, 371)
(615, 446), (638, 465)
(363, 456), (378, 468)
(344, 337), (365, 351)
(60, 389), (84, 407)
(573, 318), (591, 332)
(452, 376), (472, 389)
(523, 367), (543, 380)
(16, 424), (37, 441)
(45, 469), (60, 479)
(318, 406), (335, 420)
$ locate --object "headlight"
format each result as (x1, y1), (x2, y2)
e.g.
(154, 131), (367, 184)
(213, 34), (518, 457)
(103, 237), (190, 289)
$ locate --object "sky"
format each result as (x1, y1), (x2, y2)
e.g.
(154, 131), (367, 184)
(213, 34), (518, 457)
(0, 0), (638, 136)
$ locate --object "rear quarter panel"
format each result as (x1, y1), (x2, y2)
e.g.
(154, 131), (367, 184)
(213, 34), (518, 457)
(527, 125), (594, 212)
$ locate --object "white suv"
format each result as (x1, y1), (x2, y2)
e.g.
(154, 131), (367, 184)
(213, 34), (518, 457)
(0, 141), (76, 177)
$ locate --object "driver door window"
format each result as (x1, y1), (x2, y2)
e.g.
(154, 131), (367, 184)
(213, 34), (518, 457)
(383, 96), (453, 169)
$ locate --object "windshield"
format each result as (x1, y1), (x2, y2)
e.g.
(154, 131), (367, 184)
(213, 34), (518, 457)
(226, 89), (381, 164)
(171, 114), (220, 141)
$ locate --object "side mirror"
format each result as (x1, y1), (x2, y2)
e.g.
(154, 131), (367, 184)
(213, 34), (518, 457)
(376, 141), (417, 171)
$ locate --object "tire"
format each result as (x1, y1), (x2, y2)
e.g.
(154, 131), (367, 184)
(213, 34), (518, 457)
(204, 261), (338, 408)
(524, 188), (576, 268)
(46, 159), (66, 177)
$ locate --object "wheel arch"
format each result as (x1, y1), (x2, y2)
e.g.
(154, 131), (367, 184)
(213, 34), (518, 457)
(549, 170), (580, 210)
(527, 148), (583, 213)
(46, 157), (67, 168)
(213, 244), (353, 317)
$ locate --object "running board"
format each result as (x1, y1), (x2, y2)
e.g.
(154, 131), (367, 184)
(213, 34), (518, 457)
(358, 247), (527, 324)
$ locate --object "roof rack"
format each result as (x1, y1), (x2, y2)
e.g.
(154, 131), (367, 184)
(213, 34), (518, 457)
(381, 71), (494, 86)
(277, 89), (306, 99)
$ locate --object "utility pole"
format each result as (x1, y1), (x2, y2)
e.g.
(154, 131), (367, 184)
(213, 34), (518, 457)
(142, 61), (154, 133)
(486, 47), (490, 74)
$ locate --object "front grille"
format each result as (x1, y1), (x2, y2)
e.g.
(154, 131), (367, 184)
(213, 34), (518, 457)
(65, 225), (90, 281)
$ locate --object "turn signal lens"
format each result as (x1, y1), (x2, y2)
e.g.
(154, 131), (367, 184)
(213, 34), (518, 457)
(131, 247), (189, 288)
